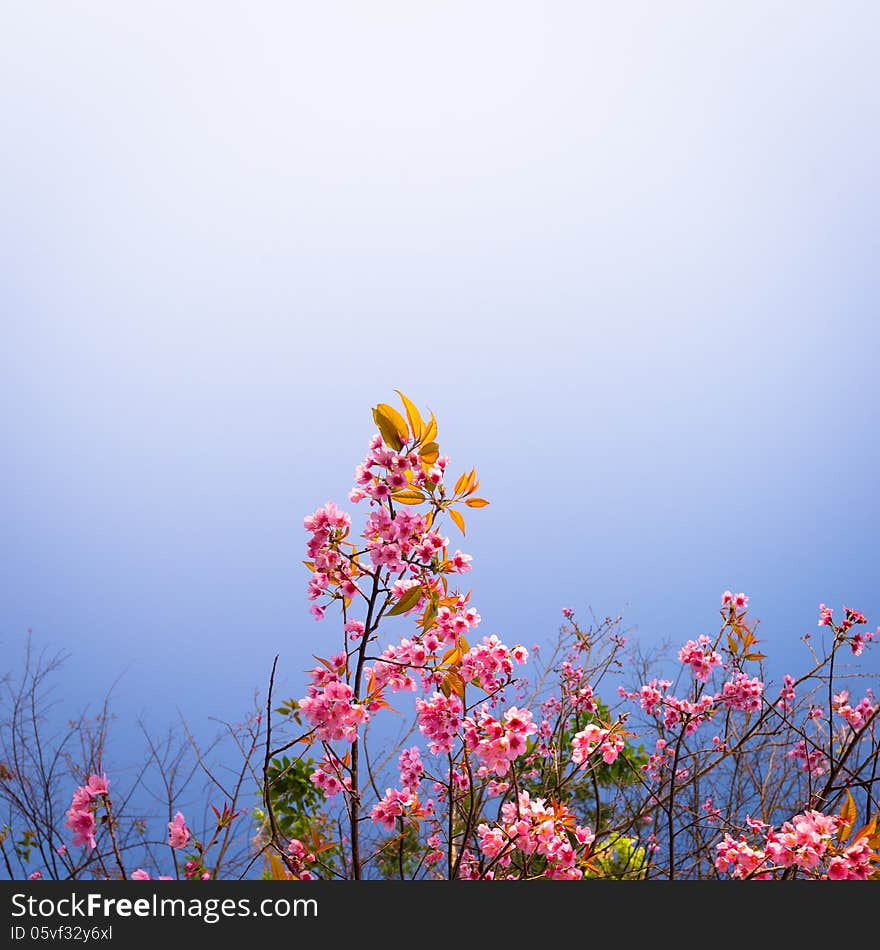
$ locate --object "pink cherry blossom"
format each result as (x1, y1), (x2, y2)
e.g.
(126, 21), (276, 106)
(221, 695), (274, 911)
(168, 811), (191, 850)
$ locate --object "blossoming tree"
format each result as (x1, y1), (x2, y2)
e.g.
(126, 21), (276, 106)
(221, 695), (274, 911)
(2, 393), (879, 880)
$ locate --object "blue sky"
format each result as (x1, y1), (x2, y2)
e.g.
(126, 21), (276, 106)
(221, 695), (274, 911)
(1, 2), (878, 743)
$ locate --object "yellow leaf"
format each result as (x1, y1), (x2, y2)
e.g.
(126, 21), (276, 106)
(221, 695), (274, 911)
(421, 598), (438, 631)
(449, 507), (466, 536)
(377, 403), (408, 442)
(851, 820), (876, 847)
(444, 670), (465, 700)
(395, 390), (424, 441)
(268, 853), (290, 880)
(454, 472), (469, 494)
(422, 411), (438, 445)
(839, 790), (858, 842)
(392, 489), (425, 505)
(419, 441), (440, 464)
(465, 498), (490, 508)
(373, 406), (403, 450)
(303, 561), (316, 571)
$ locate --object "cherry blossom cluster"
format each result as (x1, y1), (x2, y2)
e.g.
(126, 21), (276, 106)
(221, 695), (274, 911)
(310, 752), (352, 799)
(559, 661), (599, 713)
(777, 674), (796, 712)
(818, 603), (875, 655)
(286, 838), (318, 880)
(620, 680), (716, 735)
(368, 641), (421, 694)
(299, 679), (369, 743)
(433, 601), (482, 647)
(787, 739), (828, 776)
(398, 747), (424, 789)
(303, 501), (358, 621)
(475, 791), (594, 879)
(716, 810), (877, 880)
(64, 773), (109, 851)
(463, 706), (537, 776)
(833, 689), (876, 731)
(458, 635), (528, 692)
(363, 505), (437, 573)
(370, 787), (421, 830)
(349, 433), (449, 506)
(571, 723), (625, 767)
(677, 636), (723, 683)
(719, 672), (764, 712)
(721, 591), (749, 610)
(416, 692), (464, 755)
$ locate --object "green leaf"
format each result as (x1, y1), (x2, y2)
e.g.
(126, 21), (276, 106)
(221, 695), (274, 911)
(387, 585), (423, 616)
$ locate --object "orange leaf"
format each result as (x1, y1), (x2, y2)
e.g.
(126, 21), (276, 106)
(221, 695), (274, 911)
(421, 411), (438, 445)
(373, 404), (406, 450)
(395, 390), (425, 441)
(465, 497), (490, 508)
(419, 442), (440, 464)
(839, 790), (858, 842)
(444, 671), (465, 700)
(392, 489), (425, 505)
(449, 507), (466, 536)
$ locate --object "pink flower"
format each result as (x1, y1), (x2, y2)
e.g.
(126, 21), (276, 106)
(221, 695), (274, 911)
(777, 674), (796, 711)
(168, 812), (191, 850)
(571, 724), (625, 766)
(818, 604), (833, 626)
(86, 774), (109, 797)
(463, 706), (537, 775)
(733, 592), (749, 610)
(28, 870), (42, 880)
(721, 591), (734, 607)
(678, 636), (723, 683)
(575, 825), (595, 846)
(66, 809), (96, 851)
(299, 680), (370, 743)
(345, 620), (365, 641)
(370, 787), (419, 830)
(131, 868), (152, 880)
(719, 673), (764, 712)
(449, 550), (473, 574)
(416, 692), (464, 755)
(64, 776), (109, 852)
(398, 747), (423, 789)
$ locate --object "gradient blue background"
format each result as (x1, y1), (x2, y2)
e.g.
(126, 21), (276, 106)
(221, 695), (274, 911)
(2, 2), (878, 741)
